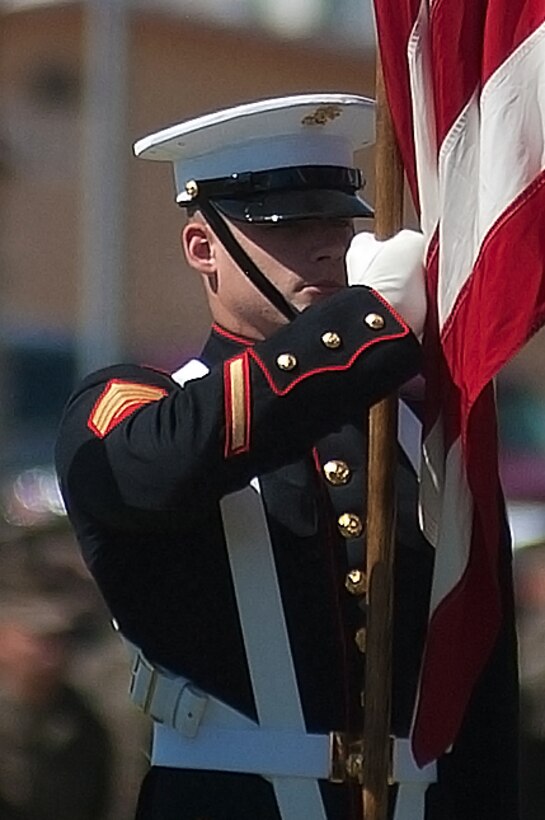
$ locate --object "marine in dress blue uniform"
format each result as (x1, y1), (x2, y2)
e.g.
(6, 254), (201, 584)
(55, 94), (519, 820)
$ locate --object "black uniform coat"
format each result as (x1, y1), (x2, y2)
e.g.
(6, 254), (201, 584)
(55, 287), (519, 820)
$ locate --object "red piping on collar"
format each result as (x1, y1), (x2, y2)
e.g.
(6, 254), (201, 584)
(212, 323), (257, 347)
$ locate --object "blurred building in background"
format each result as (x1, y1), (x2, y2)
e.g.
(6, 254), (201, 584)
(0, 0), (375, 480)
(0, 3), (376, 817)
(1, 0), (545, 817)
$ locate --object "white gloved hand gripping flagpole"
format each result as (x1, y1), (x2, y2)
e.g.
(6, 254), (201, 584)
(346, 229), (427, 339)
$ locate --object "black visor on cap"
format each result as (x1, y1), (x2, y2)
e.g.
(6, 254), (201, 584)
(214, 188), (373, 223)
(181, 165), (374, 222)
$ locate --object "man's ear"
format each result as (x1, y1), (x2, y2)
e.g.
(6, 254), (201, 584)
(181, 219), (216, 278)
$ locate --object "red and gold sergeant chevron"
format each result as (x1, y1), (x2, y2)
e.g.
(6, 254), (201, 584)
(88, 379), (168, 438)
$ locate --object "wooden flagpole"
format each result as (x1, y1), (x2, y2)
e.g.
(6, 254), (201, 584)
(362, 54), (405, 820)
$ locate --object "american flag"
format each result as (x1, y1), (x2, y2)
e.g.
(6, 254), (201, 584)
(373, 0), (545, 765)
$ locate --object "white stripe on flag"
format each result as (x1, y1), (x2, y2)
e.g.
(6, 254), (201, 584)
(436, 20), (545, 330)
(407, 0), (439, 240)
(479, 22), (545, 236)
(429, 437), (474, 611)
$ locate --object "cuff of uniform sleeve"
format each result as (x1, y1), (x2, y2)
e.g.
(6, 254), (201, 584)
(249, 286), (411, 395)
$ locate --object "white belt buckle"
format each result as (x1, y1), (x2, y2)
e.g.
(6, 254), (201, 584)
(173, 685), (208, 737)
(129, 651), (208, 738)
(129, 651), (157, 711)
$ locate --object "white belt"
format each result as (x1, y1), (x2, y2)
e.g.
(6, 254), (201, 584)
(128, 642), (437, 786)
(152, 721), (436, 786)
(128, 645), (254, 735)
(152, 723), (331, 779)
(128, 642), (329, 779)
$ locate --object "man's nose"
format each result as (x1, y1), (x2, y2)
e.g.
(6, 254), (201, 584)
(311, 225), (352, 261)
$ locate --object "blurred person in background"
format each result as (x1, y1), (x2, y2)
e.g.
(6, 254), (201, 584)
(0, 596), (113, 820)
(515, 543), (545, 820)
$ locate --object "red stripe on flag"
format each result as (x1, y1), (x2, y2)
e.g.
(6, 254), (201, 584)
(483, 1), (545, 82)
(442, 169), (545, 403)
(412, 387), (502, 765)
(373, 0), (422, 208)
(430, 1), (486, 143)
(422, 237), (445, 436)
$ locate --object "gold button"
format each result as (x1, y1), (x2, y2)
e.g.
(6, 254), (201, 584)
(337, 512), (363, 539)
(321, 331), (342, 349)
(364, 312), (385, 330)
(354, 627), (367, 653)
(276, 353), (297, 371)
(323, 459), (351, 486)
(345, 569), (367, 596)
(185, 179), (199, 199)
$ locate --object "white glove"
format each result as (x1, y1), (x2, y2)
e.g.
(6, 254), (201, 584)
(346, 229), (427, 337)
